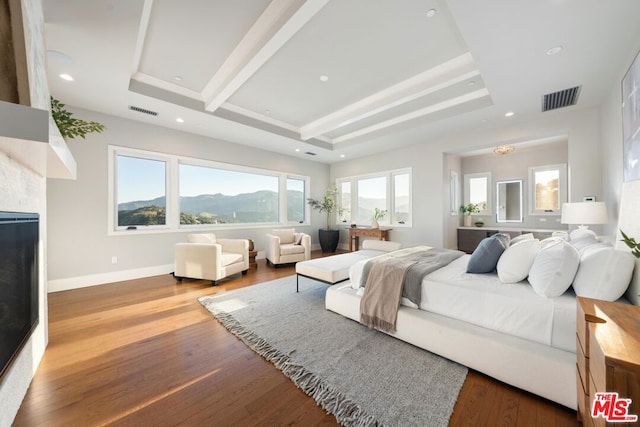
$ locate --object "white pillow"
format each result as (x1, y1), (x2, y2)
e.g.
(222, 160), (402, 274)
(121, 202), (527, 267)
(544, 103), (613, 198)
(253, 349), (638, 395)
(188, 233), (216, 244)
(569, 229), (599, 252)
(497, 239), (540, 283)
(510, 233), (534, 246)
(551, 231), (569, 241)
(528, 239), (580, 297)
(271, 228), (296, 244)
(572, 248), (635, 301)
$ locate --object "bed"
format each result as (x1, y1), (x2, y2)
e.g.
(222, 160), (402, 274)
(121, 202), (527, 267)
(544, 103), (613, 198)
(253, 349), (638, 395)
(326, 181), (640, 410)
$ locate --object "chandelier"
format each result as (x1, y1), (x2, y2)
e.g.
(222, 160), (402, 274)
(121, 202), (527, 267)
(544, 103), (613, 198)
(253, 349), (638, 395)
(493, 144), (515, 155)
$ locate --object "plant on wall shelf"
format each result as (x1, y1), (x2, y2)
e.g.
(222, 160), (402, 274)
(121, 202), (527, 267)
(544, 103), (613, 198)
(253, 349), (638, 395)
(620, 229), (640, 258)
(51, 96), (105, 139)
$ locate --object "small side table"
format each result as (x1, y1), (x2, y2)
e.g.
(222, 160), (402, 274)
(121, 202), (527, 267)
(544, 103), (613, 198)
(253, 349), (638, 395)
(248, 250), (258, 270)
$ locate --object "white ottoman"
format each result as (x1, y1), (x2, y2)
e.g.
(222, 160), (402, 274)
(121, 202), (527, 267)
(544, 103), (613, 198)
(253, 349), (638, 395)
(295, 240), (401, 292)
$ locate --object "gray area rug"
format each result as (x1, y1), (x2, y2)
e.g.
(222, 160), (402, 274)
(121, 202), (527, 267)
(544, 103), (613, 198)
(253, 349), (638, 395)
(198, 276), (468, 427)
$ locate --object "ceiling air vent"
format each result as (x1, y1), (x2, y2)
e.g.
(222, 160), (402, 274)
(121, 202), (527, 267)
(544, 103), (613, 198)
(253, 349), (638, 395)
(305, 151), (317, 156)
(542, 86), (581, 112)
(128, 105), (159, 116)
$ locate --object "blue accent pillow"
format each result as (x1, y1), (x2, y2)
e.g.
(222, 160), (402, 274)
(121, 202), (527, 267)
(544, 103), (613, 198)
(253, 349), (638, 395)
(466, 233), (511, 273)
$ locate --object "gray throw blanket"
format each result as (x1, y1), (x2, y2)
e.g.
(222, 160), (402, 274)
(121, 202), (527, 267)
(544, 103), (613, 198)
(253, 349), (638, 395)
(359, 246), (464, 332)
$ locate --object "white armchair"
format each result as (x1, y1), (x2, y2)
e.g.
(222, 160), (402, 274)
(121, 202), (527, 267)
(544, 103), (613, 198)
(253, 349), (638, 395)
(174, 233), (249, 285)
(266, 229), (311, 267)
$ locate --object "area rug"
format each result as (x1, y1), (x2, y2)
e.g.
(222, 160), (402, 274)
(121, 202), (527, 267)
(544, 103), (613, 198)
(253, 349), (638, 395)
(198, 276), (468, 427)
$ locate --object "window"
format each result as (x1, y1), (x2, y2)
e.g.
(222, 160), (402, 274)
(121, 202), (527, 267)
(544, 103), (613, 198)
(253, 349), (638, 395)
(337, 168), (412, 227)
(108, 146), (310, 233)
(357, 176), (387, 223)
(463, 172), (491, 215)
(393, 172), (410, 224)
(528, 164), (567, 215)
(115, 154), (167, 228)
(338, 181), (351, 224)
(286, 177), (306, 224)
(179, 163), (279, 224)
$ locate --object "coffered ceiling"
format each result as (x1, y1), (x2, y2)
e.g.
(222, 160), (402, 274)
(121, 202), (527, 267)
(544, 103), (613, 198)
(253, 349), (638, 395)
(43, 0), (640, 163)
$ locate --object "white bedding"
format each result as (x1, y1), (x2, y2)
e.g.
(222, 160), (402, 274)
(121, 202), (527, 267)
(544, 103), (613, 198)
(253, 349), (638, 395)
(351, 254), (577, 352)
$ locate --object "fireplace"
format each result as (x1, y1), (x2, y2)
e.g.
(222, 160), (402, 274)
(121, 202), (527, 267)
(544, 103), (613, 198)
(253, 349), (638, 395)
(0, 212), (39, 381)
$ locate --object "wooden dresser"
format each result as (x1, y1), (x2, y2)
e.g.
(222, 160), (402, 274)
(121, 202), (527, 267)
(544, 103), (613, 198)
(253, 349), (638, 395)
(576, 297), (640, 426)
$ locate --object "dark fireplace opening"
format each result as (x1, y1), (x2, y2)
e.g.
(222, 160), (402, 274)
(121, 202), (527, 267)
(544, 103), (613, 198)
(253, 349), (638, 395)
(0, 211), (39, 381)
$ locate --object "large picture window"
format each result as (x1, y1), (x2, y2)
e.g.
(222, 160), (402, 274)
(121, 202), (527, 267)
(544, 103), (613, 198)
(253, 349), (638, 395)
(179, 163), (279, 225)
(108, 146), (309, 233)
(337, 168), (412, 227)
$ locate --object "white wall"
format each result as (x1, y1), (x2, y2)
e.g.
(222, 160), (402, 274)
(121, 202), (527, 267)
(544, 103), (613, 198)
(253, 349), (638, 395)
(46, 109), (330, 291)
(331, 107), (602, 250)
(601, 44), (640, 236)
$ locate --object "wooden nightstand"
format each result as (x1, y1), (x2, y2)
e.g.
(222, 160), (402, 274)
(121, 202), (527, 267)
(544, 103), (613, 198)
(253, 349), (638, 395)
(576, 297), (640, 426)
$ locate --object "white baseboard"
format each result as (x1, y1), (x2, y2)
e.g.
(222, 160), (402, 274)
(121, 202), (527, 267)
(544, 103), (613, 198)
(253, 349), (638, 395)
(48, 264), (174, 293)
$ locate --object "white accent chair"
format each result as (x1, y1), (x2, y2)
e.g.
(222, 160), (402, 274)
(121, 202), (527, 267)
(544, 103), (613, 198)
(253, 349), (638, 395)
(265, 229), (311, 267)
(174, 233), (249, 285)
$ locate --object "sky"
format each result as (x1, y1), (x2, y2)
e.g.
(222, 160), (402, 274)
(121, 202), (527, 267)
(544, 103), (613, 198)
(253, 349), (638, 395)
(117, 156), (282, 203)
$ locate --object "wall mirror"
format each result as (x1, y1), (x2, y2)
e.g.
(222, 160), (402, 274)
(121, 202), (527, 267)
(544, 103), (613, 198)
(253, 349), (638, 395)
(496, 180), (523, 222)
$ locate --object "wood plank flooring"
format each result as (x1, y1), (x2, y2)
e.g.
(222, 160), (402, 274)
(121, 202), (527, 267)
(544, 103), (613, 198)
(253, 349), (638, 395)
(13, 252), (578, 426)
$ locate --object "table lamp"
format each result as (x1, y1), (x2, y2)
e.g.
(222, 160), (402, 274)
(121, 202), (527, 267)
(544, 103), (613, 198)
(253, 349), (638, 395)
(560, 202), (608, 229)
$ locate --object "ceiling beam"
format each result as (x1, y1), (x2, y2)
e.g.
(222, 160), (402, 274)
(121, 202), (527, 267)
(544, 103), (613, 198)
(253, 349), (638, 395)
(332, 88), (491, 144)
(300, 53), (479, 141)
(202, 0), (330, 113)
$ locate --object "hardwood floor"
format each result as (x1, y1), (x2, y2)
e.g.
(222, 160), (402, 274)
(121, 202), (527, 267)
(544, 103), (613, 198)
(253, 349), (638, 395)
(14, 252), (578, 426)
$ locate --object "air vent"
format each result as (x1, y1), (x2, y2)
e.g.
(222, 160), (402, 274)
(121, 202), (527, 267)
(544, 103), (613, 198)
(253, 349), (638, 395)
(128, 105), (159, 116)
(542, 86), (581, 112)
(305, 151), (317, 156)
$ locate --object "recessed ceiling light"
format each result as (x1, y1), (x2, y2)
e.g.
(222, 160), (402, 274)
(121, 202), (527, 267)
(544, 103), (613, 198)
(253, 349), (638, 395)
(340, 154), (345, 158)
(295, 148), (300, 152)
(59, 73), (74, 81)
(505, 111), (515, 117)
(319, 75), (329, 82)
(546, 46), (563, 55)
(176, 117), (184, 123)
(426, 8), (437, 18)
(173, 75), (183, 81)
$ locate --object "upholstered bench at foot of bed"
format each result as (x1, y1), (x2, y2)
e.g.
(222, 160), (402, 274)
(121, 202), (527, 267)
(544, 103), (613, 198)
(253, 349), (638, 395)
(295, 240), (402, 292)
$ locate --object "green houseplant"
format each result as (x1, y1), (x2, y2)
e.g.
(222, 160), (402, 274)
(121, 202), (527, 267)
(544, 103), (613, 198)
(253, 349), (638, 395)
(51, 97), (105, 139)
(460, 202), (481, 227)
(307, 186), (345, 252)
(620, 230), (640, 258)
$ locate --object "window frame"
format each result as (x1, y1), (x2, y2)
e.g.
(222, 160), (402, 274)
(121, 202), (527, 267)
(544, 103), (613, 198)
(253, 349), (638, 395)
(107, 145), (310, 235)
(336, 168), (412, 228)
(528, 163), (567, 215)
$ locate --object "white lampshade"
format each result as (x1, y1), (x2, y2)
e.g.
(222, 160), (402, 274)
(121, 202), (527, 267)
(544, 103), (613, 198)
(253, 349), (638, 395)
(560, 202), (608, 228)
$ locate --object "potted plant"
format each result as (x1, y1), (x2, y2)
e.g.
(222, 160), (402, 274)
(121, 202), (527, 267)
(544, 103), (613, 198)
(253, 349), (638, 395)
(620, 230), (640, 258)
(51, 97), (105, 139)
(307, 185), (345, 252)
(460, 203), (480, 227)
(371, 208), (387, 229)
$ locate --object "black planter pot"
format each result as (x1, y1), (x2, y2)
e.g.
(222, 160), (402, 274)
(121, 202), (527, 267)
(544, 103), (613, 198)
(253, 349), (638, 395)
(318, 229), (340, 253)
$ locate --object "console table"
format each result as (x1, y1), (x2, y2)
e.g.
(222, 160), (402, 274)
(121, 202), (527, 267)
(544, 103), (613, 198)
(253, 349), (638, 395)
(348, 227), (391, 251)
